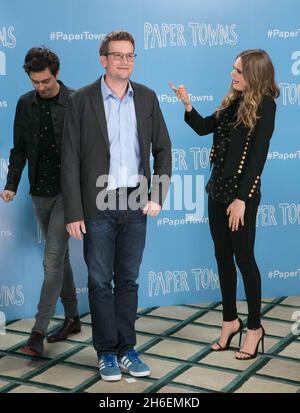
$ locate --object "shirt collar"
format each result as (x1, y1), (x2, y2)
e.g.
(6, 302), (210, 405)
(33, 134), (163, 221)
(101, 75), (134, 102)
(31, 80), (69, 107)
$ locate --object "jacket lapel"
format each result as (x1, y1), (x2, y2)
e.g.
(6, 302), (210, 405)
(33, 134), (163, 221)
(90, 78), (110, 152)
(132, 82), (147, 155)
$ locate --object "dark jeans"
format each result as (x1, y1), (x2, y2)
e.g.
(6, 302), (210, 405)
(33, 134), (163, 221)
(208, 195), (261, 329)
(83, 206), (147, 357)
(32, 194), (78, 334)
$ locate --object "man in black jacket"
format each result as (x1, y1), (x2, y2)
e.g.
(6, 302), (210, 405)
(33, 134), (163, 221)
(0, 47), (81, 356)
(62, 31), (172, 381)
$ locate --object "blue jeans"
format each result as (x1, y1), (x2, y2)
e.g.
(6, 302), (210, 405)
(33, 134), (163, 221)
(83, 207), (147, 357)
(32, 194), (78, 334)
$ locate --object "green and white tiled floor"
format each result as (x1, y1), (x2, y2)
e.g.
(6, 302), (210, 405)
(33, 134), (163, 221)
(0, 296), (299, 393)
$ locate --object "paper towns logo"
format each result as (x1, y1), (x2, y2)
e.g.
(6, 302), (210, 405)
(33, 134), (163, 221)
(144, 22), (237, 49)
(0, 26), (17, 75)
(148, 268), (220, 297)
(0, 284), (24, 307)
(256, 203), (300, 227)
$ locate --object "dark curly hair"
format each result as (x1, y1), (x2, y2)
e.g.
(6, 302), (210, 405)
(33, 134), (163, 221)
(23, 46), (60, 76)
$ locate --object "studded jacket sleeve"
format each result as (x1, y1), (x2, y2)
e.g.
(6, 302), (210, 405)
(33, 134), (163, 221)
(237, 96), (276, 201)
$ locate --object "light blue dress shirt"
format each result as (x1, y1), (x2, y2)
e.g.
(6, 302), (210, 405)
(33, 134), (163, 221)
(101, 76), (143, 190)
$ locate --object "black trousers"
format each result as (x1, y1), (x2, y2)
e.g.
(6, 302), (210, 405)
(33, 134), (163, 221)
(208, 195), (261, 329)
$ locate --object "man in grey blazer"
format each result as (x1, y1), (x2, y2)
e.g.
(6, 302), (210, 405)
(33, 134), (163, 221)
(62, 31), (172, 381)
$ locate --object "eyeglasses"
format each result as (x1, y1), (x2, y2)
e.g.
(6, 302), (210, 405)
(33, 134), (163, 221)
(105, 52), (137, 62)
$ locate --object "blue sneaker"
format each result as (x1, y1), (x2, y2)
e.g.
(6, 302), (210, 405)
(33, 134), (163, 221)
(98, 354), (122, 381)
(118, 349), (150, 377)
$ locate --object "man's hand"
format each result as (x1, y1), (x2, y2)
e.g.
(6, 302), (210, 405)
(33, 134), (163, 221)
(0, 190), (16, 202)
(66, 220), (86, 240)
(143, 201), (161, 217)
(168, 82), (192, 112)
(226, 199), (246, 231)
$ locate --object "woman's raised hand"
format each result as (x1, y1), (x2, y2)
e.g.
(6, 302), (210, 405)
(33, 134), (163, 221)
(169, 82), (192, 110)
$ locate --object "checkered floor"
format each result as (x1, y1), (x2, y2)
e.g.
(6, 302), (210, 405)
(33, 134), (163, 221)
(0, 296), (299, 393)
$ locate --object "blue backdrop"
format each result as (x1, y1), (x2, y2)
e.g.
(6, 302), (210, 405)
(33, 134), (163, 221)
(0, 0), (299, 321)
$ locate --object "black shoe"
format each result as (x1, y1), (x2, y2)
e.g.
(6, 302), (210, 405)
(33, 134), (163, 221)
(211, 317), (243, 351)
(20, 331), (44, 356)
(47, 315), (81, 343)
(235, 325), (265, 360)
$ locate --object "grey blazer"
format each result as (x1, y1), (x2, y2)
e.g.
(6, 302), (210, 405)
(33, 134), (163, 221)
(61, 77), (172, 224)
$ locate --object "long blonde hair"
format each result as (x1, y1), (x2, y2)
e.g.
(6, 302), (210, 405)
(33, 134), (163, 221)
(217, 49), (280, 131)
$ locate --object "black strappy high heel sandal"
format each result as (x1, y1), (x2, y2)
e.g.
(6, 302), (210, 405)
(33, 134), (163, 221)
(211, 317), (243, 351)
(235, 325), (265, 360)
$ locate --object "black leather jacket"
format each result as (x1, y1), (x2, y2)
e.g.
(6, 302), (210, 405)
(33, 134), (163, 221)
(5, 81), (74, 194)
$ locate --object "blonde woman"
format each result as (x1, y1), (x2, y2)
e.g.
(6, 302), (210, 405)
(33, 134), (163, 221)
(170, 49), (279, 360)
